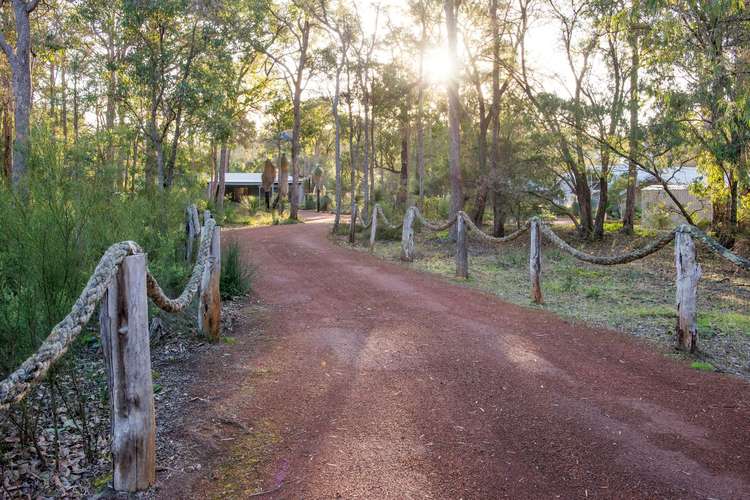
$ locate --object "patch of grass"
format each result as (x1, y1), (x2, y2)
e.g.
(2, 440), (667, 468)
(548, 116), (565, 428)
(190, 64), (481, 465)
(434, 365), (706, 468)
(627, 305), (675, 318)
(697, 311), (750, 336)
(690, 361), (715, 372)
(584, 286), (603, 299)
(211, 420), (281, 499)
(221, 336), (237, 345)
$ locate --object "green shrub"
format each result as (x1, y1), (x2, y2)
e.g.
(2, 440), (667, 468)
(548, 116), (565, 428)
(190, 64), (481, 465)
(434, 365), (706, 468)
(220, 242), (253, 299)
(0, 127), (194, 377)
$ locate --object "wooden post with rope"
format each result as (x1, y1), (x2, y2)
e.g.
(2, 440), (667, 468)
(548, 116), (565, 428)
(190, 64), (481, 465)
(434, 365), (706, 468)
(369, 205), (378, 252)
(185, 204), (200, 262)
(100, 253), (155, 492)
(456, 213), (468, 278)
(675, 228), (700, 352)
(401, 206), (415, 262)
(530, 218), (543, 304)
(199, 223), (221, 341)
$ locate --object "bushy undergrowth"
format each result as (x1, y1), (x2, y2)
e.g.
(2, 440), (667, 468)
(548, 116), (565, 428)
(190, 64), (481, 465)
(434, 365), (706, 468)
(0, 133), (195, 377)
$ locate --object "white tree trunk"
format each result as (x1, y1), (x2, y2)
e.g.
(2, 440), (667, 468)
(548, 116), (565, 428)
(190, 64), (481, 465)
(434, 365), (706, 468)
(401, 207), (416, 262)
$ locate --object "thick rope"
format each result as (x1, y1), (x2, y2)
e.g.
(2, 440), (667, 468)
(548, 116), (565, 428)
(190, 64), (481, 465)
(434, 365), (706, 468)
(539, 222), (677, 265)
(412, 207), (458, 231)
(356, 208), (372, 229)
(0, 241), (141, 410)
(680, 224), (750, 271)
(0, 219), (218, 411)
(147, 219), (216, 312)
(375, 205), (403, 230)
(459, 212), (530, 243)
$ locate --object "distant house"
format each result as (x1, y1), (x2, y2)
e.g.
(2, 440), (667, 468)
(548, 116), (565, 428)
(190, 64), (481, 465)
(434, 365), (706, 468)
(640, 184), (712, 228)
(215, 172), (306, 204)
(554, 165), (712, 226)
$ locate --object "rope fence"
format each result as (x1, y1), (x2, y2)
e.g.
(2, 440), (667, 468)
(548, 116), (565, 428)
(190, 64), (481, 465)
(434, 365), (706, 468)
(355, 204), (750, 355)
(0, 205), (222, 493)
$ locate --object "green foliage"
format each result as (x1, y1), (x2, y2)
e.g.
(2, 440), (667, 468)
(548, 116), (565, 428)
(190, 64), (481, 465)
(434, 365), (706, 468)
(0, 131), (193, 377)
(220, 241), (253, 300)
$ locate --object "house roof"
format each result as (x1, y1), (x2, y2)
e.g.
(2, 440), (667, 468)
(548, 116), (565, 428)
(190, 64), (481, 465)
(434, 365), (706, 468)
(224, 172), (299, 186)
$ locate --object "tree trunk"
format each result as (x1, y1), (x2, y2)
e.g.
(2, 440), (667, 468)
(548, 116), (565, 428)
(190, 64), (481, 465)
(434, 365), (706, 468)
(398, 112), (409, 207)
(492, 190), (505, 237)
(488, 0), (503, 235)
(2, 0), (37, 191)
(622, 29), (639, 234)
(2, 101), (11, 181)
(444, 0), (463, 238)
(73, 75), (80, 142)
(61, 62), (68, 142)
(290, 19), (311, 221)
(164, 105), (183, 189)
(333, 63), (343, 231)
(216, 143), (228, 212)
(593, 174), (608, 240)
(416, 15), (427, 208)
(472, 117), (489, 225)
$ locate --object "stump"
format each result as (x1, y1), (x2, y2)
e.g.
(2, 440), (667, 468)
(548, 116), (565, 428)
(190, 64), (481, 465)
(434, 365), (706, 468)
(100, 254), (155, 492)
(530, 219), (543, 304)
(199, 224), (221, 341)
(401, 207), (416, 262)
(456, 213), (468, 278)
(675, 229), (701, 352)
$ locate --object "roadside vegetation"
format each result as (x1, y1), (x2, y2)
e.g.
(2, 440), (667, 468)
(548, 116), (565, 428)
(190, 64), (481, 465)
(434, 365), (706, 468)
(337, 214), (750, 378)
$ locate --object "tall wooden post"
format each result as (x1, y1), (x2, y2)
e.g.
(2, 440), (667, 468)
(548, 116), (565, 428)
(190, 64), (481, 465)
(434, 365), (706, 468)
(185, 204), (200, 262)
(369, 205), (378, 252)
(100, 254), (155, 492)
(199, 224), (222, 341)
(456, 213), (469, 278)
(401, 206), (416, 262)
(530, 219), (543, 304)
(348, 205), (358, 244)
(675, 228), (701, 352)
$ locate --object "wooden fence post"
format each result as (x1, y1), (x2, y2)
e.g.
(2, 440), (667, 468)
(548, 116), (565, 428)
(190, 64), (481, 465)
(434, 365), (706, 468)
(369, 205), (378, 252)
(401, 206), (415, 262)
(456, 213), (468, 278)
(185, 204), (200, 262)
(204, 209), (212, 226)
(530, 218), (543, 304)
(348, 205), (358, 244)
(100, 253), (155, 492)
(199, 224), (222, 341)
(675, 228), (701, 352)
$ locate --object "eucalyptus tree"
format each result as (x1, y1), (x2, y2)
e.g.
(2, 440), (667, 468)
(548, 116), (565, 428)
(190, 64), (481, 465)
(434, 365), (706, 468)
(120, 0), (202, 191)
(263, 0), (320, 220)
(0, 0), (40, 189)
(654, 0), (749, 237)
(444, 0), (463, 234)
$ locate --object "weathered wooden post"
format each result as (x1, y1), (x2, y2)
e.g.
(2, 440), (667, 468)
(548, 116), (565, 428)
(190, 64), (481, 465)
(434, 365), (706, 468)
(401, 206), (416, 262)
(369, 205), (378, 253)
(456, 212), (469, 278)
(100, 253), (155, 492)
(675, 227), (701, 352)
(185, 204), (201, 262)
(348, 205), (358, 244)
(199, 224), (222, 341)
(529, 218), (543, 304)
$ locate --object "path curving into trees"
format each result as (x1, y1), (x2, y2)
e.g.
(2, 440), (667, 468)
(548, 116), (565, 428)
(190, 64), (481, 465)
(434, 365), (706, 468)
(160, 211), (750, 499)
